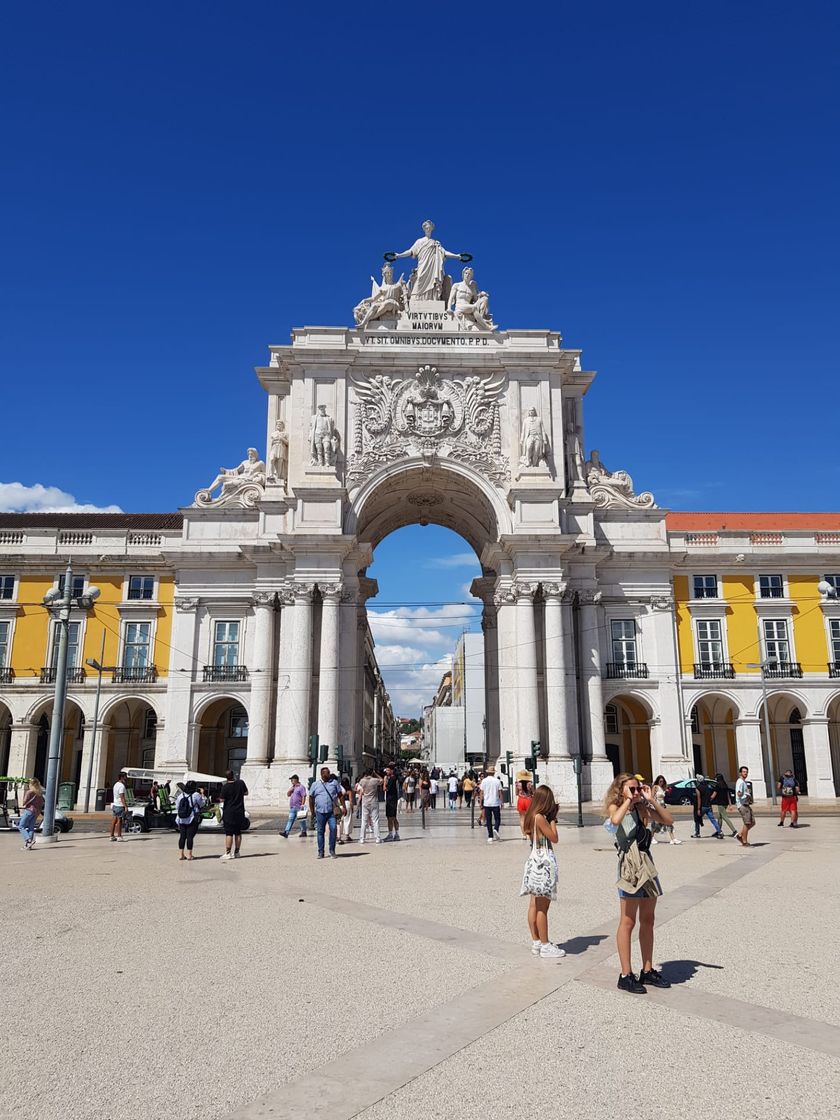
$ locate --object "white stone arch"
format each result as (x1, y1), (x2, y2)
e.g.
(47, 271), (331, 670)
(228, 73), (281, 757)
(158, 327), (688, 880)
(604, 691), (658, 778)
(687, 689), (743, 722)
(99, 692), (162, 724)
(346, 457), (511, 558)
(687, 690), (741, 780)
(746, 686), (811, 722)
(192, 693), (251, 777)
(22, 692), (90, 727)
(192, 691), (250, 724)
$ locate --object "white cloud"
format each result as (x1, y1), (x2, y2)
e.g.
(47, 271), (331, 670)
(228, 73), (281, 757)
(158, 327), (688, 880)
(384, 653), (454, 718)
(424, 552), (480, 569)
(0, 482), (123, 514)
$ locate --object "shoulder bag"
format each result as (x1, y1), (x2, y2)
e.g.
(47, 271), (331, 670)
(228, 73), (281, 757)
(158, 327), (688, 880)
(519, 822), (557, 898)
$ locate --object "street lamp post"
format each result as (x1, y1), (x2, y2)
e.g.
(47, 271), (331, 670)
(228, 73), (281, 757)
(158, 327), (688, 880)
(747, 661), (778, 806)
(41, 562), (100, 841)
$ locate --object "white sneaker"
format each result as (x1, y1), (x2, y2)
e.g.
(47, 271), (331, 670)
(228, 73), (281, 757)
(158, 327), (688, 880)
(220, 852), (234, 861)
(531, 940), (541, 955)
(670, 838), (682, 845)
(539, 943), (566, 958)
(374, 838), (382, 844)
(486, 837), (495, 843)
(651, 836), (659, 844)
(493, 828), (501, 840)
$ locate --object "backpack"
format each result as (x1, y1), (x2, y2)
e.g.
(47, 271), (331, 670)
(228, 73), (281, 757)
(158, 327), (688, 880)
(176, 792), (194, 823)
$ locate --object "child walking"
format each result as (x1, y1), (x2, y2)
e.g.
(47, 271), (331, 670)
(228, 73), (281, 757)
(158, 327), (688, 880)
(520, 785), (565, 959)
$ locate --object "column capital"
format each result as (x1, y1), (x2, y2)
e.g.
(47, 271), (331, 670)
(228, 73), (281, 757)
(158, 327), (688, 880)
(251, 590), (277, 609)
(512, 580), (539, 601)
(542, 581), (568, 601)
(578, 588), (602, 606)
(493, 586), (516, 608)
(802, 716), (830, 726)
(649, 595), (674, 612)
(291, 583), (317, 603)
(174, 596), (200, 613)
(318, 582), (343, 602)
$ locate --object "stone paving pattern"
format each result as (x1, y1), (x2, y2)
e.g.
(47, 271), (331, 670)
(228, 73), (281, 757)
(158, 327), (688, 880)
(2, 810), (839, 1120)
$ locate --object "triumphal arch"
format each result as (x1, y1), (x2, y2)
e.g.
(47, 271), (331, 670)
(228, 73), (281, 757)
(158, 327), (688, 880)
(171, 221), (686, 803)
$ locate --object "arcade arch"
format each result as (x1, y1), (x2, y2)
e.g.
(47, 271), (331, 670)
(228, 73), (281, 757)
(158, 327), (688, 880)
(757, 693), (810, 794)
(604, 694), (654, 779)
(0, 700), (10, 775)
(689, 693), (740, 780)
(193, 695), (249, 777)
(827, 693), (840, 796)
(99, 696), (161, 781)
(24, 697), (86, 787)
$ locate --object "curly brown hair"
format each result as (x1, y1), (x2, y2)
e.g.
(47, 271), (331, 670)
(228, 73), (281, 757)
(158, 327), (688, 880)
(602, 772), (638, 815)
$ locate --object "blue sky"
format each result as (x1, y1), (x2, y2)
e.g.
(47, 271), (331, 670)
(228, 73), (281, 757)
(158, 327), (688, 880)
(1, 2), (837, 712)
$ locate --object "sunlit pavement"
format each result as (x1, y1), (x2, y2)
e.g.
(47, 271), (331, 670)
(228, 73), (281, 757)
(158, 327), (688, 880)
(4, 811), (840, 1120)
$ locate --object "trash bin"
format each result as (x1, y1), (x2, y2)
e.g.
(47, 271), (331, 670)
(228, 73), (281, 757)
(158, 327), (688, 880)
(95, 788), (107, 812)
(57, 781), (76, 810)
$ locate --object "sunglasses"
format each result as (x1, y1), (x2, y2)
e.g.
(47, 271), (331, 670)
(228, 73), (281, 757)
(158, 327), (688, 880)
(627, 786), (641, 794)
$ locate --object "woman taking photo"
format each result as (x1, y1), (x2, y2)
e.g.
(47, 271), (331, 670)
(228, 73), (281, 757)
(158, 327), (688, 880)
(604, 773), (672, 993)
(520, 785), (565, 959)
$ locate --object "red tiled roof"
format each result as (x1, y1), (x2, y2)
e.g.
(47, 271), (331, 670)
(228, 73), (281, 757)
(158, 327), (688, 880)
(0, 512), (183, 529)
(666, 512), (840, 531)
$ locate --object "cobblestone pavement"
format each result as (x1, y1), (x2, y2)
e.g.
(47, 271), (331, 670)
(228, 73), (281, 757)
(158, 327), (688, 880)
(3, 810), (838, 1120)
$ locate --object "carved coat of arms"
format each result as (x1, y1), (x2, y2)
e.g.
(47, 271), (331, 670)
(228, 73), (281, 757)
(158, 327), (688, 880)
(347, 365), (508, 489)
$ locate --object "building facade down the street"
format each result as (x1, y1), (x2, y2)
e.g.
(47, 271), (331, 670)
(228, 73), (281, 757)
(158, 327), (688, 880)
(2, 222), (840, 804)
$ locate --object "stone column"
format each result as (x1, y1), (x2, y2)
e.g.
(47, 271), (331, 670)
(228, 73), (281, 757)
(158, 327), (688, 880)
(185, 722), (201, 770)
(481, 603), (499, 760)
(275, 584), (315, 764)
(514, 581), (540, 749)
(273, 587), (294, 760)
(734, 718), (768, 799)
(338, 585), (359, 772)
(801, 718), (836, 800)
(317, 583), (341, 769)
(76, 718), (109, 810)
(162, 597), (199, 767)
(542, 583), (577, 802)
(578, 589), (612, 799)
(7, 723), (35, 779)
(243, 592), (276, 768)
(493, 586), (518, 759)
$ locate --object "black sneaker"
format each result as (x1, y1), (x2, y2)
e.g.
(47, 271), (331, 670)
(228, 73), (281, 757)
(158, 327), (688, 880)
(617, 973), (646, 994)
(777, 822), (784, 827)
(790, 823), (799, 829)
(639, 968), (670, 989)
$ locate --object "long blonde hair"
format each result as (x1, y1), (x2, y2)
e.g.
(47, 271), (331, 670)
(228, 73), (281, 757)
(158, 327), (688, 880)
(602, 772), (637, 815)
(28, 778), (44, 794)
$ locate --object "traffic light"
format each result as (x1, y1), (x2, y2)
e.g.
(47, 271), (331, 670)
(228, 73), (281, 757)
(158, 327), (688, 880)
(308, 734), (319, 764)
(319, 743), (329, 763)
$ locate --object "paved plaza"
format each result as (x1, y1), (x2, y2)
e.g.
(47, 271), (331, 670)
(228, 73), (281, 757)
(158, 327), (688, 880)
(3, 808), (839, 1120)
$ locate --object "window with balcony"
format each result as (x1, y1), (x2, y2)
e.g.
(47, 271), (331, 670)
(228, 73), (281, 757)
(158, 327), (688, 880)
(0, 620), (10, 673)
(43, 621), (84, 683)
(606, 621), (648, 678)
(693, 619), (734, 678)
(763, 618), (790, 664)
(127, 575), (155, 601)
(204, 621), (247, 682)
(692, 574), (718, 599)
(758, 574), (784, 599)
(58, 574), (86, 600)
(0, 575), (15, 600)
(113, 621), (157, 682)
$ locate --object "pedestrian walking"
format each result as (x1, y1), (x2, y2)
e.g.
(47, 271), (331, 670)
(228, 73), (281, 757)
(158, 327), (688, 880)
(457, 775), (464, 808)
(447, 772), (457, 810)
(339, 775), (355, 844)
(403, 771), (416, 813)
(604, 773), (673, 994)
(692, 775), (723, 838)
(429, 775), (438, 810)
(219, 769), (248, 860)
(383, 766), (401, 841)
(419, 770), (431, 811)
(18, 779), (44, 850)
(110, 772), (128, 842)
(649, 776), (681, 844)
(462, 773), (475, 807)
(735, 765), (755, 847)
(309, 766), (343, 858)
(516, 779), (533, 838)
(777, 769), (800, 827)
(498, 765), (510, 807)
(711, 773), (738, 837)
(480, 765), (502, 843)
(175, 781), (204, 861)
(520, 784), (565, 958)
(280, 774), (308, 839)
(357, 768), (382, 843)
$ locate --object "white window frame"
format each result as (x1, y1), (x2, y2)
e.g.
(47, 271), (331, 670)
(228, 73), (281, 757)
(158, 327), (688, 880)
(609, 619), (639, 668)
(604, 704), (619, 735)
(124, 574), (157, 603)
(0, 574), (17, 602)
(48, 619), (85, 669)
(694, 617), (728, 667)
(212, 620), (241, 667)
(756, 573), (786, 601)
(691, 574), (719, 600)
(119, 619), (155, 670)
(827, 617), (840, 666)
(823, 574), (840, 596)
(761, 617), (795, 667)
(0, 619), (11, 667)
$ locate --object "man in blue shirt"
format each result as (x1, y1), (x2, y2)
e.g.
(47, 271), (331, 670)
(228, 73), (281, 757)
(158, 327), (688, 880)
(308, 767), (344, 859)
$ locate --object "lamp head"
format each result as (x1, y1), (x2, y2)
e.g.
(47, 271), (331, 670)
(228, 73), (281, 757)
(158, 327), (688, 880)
(86, 586), (101, 601)
(817, 580), (835, 597)
(42, 588), (61, 604)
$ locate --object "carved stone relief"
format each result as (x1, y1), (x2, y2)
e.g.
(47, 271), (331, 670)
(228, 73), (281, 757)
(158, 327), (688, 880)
(584, 449), (655, 510)
(194, 448), (266, 509)
(347, 364), (508, 489)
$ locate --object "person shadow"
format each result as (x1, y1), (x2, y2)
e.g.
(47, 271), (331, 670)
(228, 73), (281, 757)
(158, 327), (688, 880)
(658, 959), (724, 984)
(558, 934), (608, 955)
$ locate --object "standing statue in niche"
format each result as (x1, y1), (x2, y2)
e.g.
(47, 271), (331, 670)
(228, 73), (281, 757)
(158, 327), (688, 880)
(268, 420), (289, 487)
(194, 447), (266, 508)
(519, 407), (550, 467)
(564, 398), (586, 483)
(448, 267), (495, 331)
(388, 220), (470, 303)
(309, 404), (339, 467)
(353, 263), (409, 328)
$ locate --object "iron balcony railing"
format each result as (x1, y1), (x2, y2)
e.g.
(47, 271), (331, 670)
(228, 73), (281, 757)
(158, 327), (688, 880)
(203, 664), (249, 683)
(829, 662), (840, 679)
(41, 667), (86, 685)
(605, 662), (649, 679)
(694, 662), (735, 680)
(112, 665), (158, 684)
(0, 667), (14, 684)
(762, 662), (803, 679)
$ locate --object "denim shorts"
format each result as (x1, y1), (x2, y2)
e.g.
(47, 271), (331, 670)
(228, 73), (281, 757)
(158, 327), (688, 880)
(112, 806), (125, 818)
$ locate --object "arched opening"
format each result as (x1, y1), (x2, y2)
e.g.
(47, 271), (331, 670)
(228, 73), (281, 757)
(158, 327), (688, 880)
(26, 699), (85, 788)
(827, 693), (840, 796)
(604, 695), (653, 779)
(101, 697), (161, 782)
(195, 697), (249, 777)
(349, 463), (504, 773)
(0, 701), (11, 775)
(758, 694), (809, 794)
(688, 694), (739, 780)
